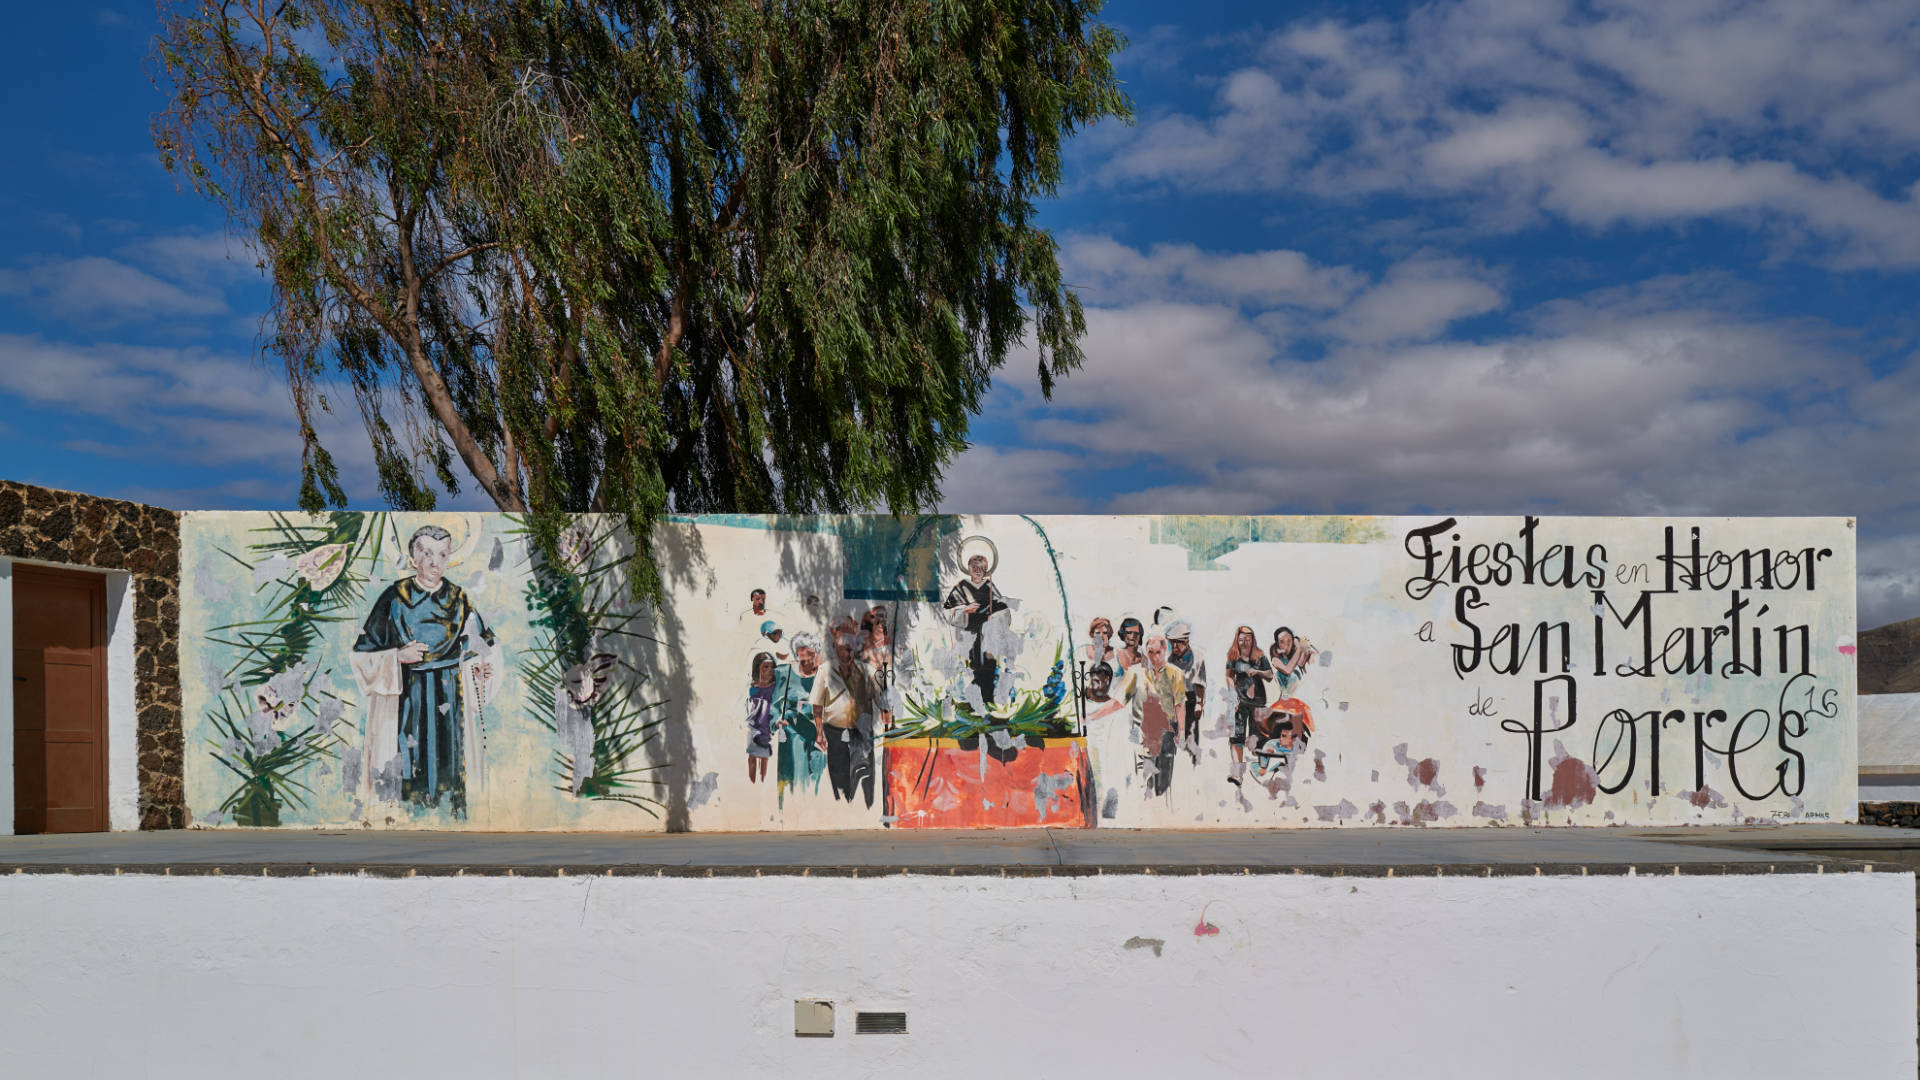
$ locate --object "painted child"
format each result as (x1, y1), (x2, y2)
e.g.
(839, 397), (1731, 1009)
(746, 652), (776, 783)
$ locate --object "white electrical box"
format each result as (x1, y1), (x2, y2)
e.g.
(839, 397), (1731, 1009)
(794, 998), (834, 1038)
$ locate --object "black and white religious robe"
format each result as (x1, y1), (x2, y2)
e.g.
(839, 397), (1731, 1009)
(350, 578), (496, 816)
(942, 576), (1009, 704)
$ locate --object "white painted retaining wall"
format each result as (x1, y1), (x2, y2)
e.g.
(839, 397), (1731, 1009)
(1, 870), (1910, 1077)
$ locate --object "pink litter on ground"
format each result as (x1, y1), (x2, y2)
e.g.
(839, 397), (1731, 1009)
(1194, 901), (1222, 937)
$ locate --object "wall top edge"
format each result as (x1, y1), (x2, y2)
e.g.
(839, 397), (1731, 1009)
(0, 858), (1888, 880)
(1, 479), (176, 515)
(176, 510), (1859, 523)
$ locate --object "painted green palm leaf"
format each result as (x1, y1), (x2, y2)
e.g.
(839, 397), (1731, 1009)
(201, 512), (375, 825)
(510, 514), (673, 812)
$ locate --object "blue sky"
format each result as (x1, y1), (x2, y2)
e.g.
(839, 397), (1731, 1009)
(2, 0), (1917, 628)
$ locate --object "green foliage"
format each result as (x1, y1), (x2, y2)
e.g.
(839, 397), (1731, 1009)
(201, 513), (375, 825)
(206, 683), (348, 827)
(884, 642), (1076, 742)
(153, 0), (1129, 598)
(206, 511), (385, 685)
(510, 515), (672, 812)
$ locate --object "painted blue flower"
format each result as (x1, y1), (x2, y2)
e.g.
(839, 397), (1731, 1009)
(1042, 660), (1067, 706)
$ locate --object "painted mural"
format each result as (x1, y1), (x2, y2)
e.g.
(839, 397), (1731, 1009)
(180, 513), (1859, 830)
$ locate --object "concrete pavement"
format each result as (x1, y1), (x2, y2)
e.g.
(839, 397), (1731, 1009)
(2, 824), (1914, 876)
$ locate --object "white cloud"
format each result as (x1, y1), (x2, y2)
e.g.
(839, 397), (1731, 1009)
(0, 229), (263, 330)
(114, 231), (263, 287)
(1861, 532), (1920, 632)
(1424, 103), (1589, 178)
(990, 241), (1916, 628)
(937, 447), (1091, 515)
(1323, 255), (1505, 344)
(1112, 23), (1186, 75)
(0, 255), (228, 323)
(1062, 239), (1505, 347)
(0, 334), (282, 419)
(0, 334), (373, 492)
(1062, 234), (1363, 310)
(1093, 0), (1920, 266)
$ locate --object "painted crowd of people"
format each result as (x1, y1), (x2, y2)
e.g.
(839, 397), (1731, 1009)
(741, 588), (897, 809)
(1082, 611), (1320, 796)
(735, 569), (1323, 818)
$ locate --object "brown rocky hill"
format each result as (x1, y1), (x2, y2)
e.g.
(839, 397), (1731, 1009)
(1862, 615), (1920, 694)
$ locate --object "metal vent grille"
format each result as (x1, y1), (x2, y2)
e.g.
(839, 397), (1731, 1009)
(855, 1011), (908, 1035)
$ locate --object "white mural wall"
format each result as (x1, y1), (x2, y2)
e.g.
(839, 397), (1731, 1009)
(179, 513), (1858, 829)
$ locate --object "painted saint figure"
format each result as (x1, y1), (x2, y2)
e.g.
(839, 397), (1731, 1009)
(943, 550), (1009, 704)
(350, 525), (495, 817)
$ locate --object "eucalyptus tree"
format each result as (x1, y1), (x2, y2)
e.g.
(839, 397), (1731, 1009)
(155, 0), (1127, 595)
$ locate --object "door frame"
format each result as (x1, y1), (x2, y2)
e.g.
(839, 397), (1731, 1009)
(11, 562), (111, 833)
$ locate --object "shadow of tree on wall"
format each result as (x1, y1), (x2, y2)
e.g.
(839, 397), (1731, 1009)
(644, 523), (710, 832)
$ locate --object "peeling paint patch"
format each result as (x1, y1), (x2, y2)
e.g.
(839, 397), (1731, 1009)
(1315, 799), (1358, 822)
(687, 771), (721, 810)
(1313, 749), (1327, 782)
(1543, 740), (1597, 810)
(1124, 936), (1165, 957)
(1393, 743), (1444, 795)
(250, 554), (293, 589)
(1677, 786), (1728, 810)
(1148, 515), (1388, 570)
(1412, 800), (1456, 825)
(1368, 800), (1387, 824)
(1473, 766), (1487, 792)
(1031, 772), (1074, 822)
(1472, 801), (1507, 820)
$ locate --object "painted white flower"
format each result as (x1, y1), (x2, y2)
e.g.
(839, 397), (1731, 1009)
(253, 689), (298, 733)
(558, 522), (592, 573)
(563, 652), (618, 707)
(252, 665), (308, 734)
(295, 543), (349, 591)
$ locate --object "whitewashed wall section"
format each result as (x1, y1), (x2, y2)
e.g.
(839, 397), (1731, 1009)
(179, 513), (1857, 829)
(5, 872), (1911, 1077)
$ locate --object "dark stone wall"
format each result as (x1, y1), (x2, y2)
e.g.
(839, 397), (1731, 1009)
(1861, 801), (1920, 828)
(0, 481), (183, 828)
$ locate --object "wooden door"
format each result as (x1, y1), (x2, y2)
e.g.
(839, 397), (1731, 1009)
(12, 565), (108, 833)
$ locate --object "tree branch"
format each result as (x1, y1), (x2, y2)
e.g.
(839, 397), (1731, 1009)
(655, 282), (688, 386)
(423, 241), (501, 282)
(389, 168), (524, 511)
